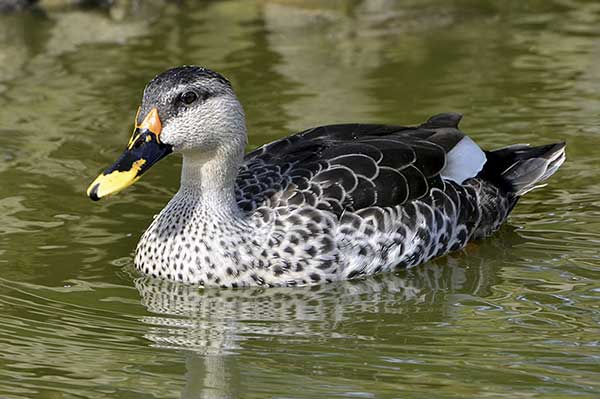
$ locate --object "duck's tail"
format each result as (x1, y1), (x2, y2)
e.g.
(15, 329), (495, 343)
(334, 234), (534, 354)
(480, 141), (566, 196)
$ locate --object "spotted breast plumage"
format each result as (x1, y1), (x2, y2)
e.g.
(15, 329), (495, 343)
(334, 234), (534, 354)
(87, 66), (566, 288)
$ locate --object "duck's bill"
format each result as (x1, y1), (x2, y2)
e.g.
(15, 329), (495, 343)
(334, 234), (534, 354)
(86, 108), (172, 201)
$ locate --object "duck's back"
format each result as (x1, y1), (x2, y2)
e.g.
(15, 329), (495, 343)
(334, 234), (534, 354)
(237, 113), (480, 211)
(232, 113), (565, 285)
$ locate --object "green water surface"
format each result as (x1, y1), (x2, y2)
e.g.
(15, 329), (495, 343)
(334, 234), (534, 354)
(0, 1), (599, 398)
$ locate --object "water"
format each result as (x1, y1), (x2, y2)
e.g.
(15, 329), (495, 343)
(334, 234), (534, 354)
(0, 1), (599, 398)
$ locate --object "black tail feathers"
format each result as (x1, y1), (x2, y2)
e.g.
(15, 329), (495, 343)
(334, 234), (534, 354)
(480, 142), (566, 195)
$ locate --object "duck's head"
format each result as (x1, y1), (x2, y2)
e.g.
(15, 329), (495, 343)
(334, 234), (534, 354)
(86, 66), (245, 201)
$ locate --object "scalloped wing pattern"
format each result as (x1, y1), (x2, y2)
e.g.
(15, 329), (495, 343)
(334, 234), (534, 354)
(236, 116), (471, 215)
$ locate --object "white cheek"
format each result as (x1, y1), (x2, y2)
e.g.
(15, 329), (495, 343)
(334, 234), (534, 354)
(158, 96), (246, 153)
(161, 113), (195, 150)
(160, 124), (182, 149)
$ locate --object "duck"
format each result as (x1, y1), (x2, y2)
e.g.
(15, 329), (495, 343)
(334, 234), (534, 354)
(87, 66), (566, 288)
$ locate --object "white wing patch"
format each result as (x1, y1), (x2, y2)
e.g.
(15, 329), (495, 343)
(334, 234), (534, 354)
(440, 136), (487, 184)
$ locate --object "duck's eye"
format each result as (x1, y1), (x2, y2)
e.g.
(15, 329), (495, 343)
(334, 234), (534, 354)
(179, 91), (198, 105)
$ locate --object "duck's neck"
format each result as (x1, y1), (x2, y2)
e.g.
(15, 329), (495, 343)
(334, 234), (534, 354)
(178, 143), (244, 215)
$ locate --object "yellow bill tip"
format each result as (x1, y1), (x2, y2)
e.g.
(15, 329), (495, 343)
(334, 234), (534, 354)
(86, 159), (146, 201)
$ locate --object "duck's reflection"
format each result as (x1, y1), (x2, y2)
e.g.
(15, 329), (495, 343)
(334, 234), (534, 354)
(134, 227), (522, 398)
(138, 271), (426, 353)
(181, 353), (235, 399)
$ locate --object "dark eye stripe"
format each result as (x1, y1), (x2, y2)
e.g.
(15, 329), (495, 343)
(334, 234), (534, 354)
(180, 91), (198, 105)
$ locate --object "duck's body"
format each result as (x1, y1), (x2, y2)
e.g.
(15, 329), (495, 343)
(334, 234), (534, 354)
(88, 66), (565, 288)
